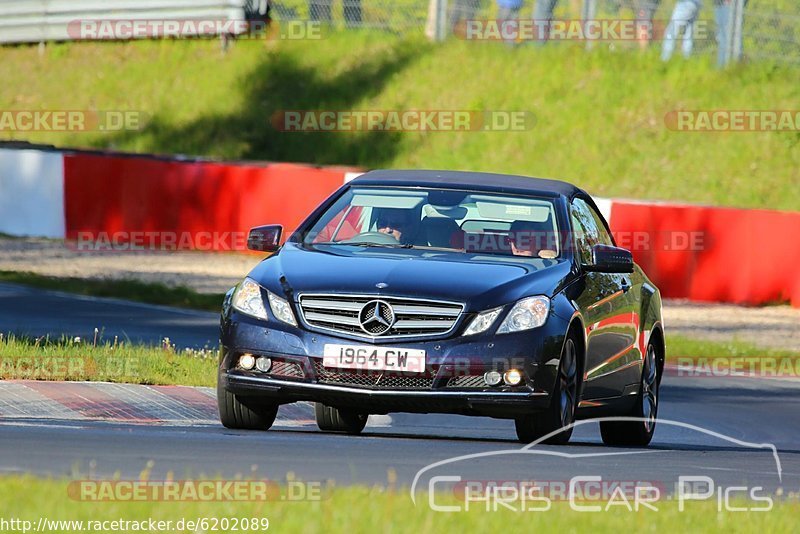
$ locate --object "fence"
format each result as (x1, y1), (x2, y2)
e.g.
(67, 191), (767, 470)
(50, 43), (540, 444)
(268, 0), (800, 65)
(0, 0), (797, 66)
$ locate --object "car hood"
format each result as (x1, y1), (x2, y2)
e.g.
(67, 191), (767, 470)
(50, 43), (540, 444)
(248, 243), (574, 310)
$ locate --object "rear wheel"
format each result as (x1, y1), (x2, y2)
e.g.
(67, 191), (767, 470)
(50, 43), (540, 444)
(600, 341), (659, 447)
(515, 335), (579, 445)
(217, 381), (278, 430)
(315, 403), (368, 435)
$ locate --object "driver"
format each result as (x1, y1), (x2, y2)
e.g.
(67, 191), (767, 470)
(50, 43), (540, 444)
(376, 209), (414, 244)
(509, 220), (553, 257)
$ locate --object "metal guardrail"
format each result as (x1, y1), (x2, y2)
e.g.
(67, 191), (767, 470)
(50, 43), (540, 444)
(0, 0), (248, 44)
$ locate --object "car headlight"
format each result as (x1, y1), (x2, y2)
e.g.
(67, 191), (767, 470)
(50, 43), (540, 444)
(497, 296), (550, 334)
(232, 278), (268, 320)
(463, 307), (503, 336)
(267, 290), (297, 327)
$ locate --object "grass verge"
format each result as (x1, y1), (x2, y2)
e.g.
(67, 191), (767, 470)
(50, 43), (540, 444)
(667, 335), (800, 377)
(0, 334), (216, 387)
(0, 477), (796, 533)
(668, 335), (800, 362)
(0, 270), (224, 312)
(0, 332), (796, 387)
(1, 33), (798, 210)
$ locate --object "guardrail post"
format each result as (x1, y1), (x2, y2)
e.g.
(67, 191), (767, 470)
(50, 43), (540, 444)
(434, 0), (449, 42)
(582, 0), (597, 50)
(731, 0), (745, 62)
(722, 0), (743, 66)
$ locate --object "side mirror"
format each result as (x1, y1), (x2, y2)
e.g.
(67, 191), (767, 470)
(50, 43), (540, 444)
(584, 244), (634, 274)
(247, 225), (283, 252)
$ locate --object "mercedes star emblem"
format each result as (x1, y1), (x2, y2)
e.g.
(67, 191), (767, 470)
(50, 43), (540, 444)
(358, 300), (396, 336)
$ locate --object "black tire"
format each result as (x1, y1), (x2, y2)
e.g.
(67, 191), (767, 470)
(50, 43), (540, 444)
(515, 335), (580, 445)
(217, 381), (278, 430)
(600, 341), (660, 447)
(314, 403), (368, 435)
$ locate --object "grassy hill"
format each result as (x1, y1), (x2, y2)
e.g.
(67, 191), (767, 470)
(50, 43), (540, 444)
(1, 32), (798, 210)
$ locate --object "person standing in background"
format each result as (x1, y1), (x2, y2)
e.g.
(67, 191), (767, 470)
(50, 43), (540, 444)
(450, 0), (482, 34)
(342, 0), (362, 26)
(497, 0), (524, 46)
(661, 0), (701, 60)
(308, 0), (361, 26)
(308, 0), (332, 21)
(533, 0), (558, 44)
(635, 0), (661, 49)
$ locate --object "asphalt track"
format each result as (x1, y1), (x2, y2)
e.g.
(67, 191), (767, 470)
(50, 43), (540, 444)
(1, 282), (798, 496)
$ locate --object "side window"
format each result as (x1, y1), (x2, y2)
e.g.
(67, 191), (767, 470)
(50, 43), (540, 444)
(586, 203), (614, 247)
(570, 198), (607, 265)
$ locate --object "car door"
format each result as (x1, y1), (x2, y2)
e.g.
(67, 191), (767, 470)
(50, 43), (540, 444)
(570, 198), (639, 400)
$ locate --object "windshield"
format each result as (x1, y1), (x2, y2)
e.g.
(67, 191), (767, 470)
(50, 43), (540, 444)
(303, 187), (562, 259)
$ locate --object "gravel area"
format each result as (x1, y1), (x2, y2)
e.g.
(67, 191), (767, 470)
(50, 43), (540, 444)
(662, 301), (799, 352)
(0, 237), (260, 295)
(1, 237), (798, 351)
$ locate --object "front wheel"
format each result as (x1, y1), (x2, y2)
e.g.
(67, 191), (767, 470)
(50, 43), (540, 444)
(515, 335), (579, 445)
(217, 381), (279, 430)
(315, 403), (368, 434)
(600, 341), (659, 447)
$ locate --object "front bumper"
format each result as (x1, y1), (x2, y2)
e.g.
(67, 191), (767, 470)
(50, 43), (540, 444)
(219, 310), (568, 418)
(222, 371), (549, 417)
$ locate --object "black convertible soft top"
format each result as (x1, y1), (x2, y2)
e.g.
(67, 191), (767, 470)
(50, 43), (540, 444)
(350, 169), (586, 199)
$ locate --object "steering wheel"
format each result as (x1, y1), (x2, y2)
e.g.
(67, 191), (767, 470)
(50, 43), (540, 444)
(342, 232), (401, 245)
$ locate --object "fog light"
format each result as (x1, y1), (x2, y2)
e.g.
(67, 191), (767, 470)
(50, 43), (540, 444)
(504, 369), (523, 386)
(484, 371), (503, 387)
(238, 353), (256, 370)
(255, 357), (273, 373)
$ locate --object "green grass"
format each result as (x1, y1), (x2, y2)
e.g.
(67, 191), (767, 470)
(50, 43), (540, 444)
(1, 330), (796, 388)
(668, 335), (800, 361)
(0, 334), (216, 386)
(667, 335), (800, 375)
(0, 270), (225, 311)
(1, 33), (798, 210)
(0, 477), (796, 533)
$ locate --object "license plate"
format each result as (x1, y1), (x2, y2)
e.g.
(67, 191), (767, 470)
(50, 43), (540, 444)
(323, 345), (426, 373)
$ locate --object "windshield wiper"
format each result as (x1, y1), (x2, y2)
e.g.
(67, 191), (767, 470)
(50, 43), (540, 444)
(313, 241), (414, 249)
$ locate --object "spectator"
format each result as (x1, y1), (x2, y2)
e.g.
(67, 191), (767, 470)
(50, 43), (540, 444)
(308, 0), (361, 26)
(533, 0), (558, 44)
(497, 0), (524, 46)
(661, 0), (702, 60)
(635, 0), (661, 49)
(450, 0), (481, 33)
(343, 0), (362, 26)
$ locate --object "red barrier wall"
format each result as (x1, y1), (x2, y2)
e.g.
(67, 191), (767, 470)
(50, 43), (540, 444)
(610, 201), (800, 307)
(62, 150), (800, 307)
(63, 154), (353, 251)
